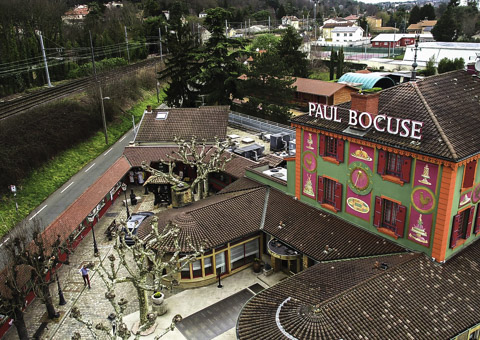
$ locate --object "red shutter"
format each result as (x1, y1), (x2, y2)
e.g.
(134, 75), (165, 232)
(475, 207), (480, 235)
(334, 182), (343, 212)
(466, 206), (475, 238)
(395, 205), (407, 237)
(336, 139), (344, 163)
(400, 157), (412, 183)
(463, 160), (476, 188)
(319, 134), (325, 156)
(450, 214), (461, 248)
(373, 196), (383, 227)
(377, 150), (386, 175)
(318, 176), (324, 203)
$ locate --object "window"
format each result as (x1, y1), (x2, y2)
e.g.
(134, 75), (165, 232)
(451, 206), (475, 248)
(318, 177), (342, 212)
(373, 197), (406, 238)
(377, 150), (411, 183)
(349, 33), (353, 36)
(462, 160), (476, 188)
(204, 256), (213, 276)
(319, 135), (344, 163)
(230, 238), (259, 271)
(344, 33), (347, 36)
(192, 260), (202, 278)
(215, 252), (227, 275)
(474, 206), (480, 236)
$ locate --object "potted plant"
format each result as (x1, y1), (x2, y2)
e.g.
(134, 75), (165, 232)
(252, 258), (263, 273)
(151, 291), (164, 305)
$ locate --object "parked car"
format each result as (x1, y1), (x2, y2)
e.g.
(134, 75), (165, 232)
(123, 212), (154, 245)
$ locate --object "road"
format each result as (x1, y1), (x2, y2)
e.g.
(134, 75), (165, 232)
(0, 127), (136, 255)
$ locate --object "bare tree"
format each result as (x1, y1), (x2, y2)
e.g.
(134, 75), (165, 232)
(71, 217), (203, 338)
(143, 136), (233, 201)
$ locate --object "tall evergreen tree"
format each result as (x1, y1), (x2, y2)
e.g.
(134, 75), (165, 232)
(419, 4), (436, 21)
(409, 5), (421, 25)
(336, 48), (344, 80)
(276, 26), (309, 78)
(431, 6), (457, 41)
(329, 48), (337, 80)
(196, 7), (246, 105)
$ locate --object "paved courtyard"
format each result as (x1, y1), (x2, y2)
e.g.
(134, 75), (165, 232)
(4, 186), (287, 340)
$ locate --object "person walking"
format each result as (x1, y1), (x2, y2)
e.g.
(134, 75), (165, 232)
(79, 265), (91, 288)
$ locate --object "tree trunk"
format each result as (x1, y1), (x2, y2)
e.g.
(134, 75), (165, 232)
(136, 284), (150, 326)
(202, 179), (209, 200)
(13, 307), (29, 340)
(41, 284), (57, 319)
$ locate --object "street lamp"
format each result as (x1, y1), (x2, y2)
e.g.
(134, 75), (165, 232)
(87, 214), (99, 256)
(121, 183), (130, 219)
(56, 272), (67, 305)
(100, 93), (110, 145)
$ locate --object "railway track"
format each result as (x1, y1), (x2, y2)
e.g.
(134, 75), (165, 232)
(0, 57), (161, 120)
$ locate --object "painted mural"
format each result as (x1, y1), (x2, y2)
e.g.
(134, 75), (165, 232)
(459, 190), (472, 208)
(346, 143), (374, 221)
(303, 131), (317, 153)
(303, 151), (317, 172)
(472, 183), (480, 204)
(408, 209), (433, 246)
(302, 170), (316, 200)
(407, 160), (438, 247)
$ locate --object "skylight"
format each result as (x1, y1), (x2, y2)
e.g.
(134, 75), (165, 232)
(155, 112), (168, 120)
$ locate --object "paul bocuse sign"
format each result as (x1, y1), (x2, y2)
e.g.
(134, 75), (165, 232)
(308, 103), (424, 140)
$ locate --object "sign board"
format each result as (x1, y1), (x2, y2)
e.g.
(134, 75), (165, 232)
(308, 103), (423, 140)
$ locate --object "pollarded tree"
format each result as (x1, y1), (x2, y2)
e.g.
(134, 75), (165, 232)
(71, 219), (203, 339)
(142, 136), (233, 201)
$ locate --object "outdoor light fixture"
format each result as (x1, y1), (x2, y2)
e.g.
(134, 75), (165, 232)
(87, 213), (99, 256)
(121, 183), (130, 219)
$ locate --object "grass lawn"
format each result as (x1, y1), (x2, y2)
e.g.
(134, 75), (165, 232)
(0, 90), (164, 237)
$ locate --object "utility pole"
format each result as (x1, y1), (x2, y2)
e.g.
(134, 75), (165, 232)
(89, 30), (108, 145)
(38, 32), (52, 88)
(268, 16), (271, 32)
(124, 26), (130, 63)
(393, 23), (396, 57)
(158, 27), (163, 62)
(155, 62), (160, 103)
(314, 1), (317, 40)
(225, 19), (228, 38)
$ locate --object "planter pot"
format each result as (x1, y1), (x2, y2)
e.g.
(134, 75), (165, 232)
(151, 293), (164, 305)
(253, 261), (262, 273)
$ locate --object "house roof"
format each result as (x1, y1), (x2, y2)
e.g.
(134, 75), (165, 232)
(292, 70), (480, 162)
(237, 238), (480, 339)
(134, 106), (229, 144)
(332, 26), (362, 33)
(371, 33), (432, 42)
(322, 22), (354, 29)
(138, 178), (405, 258)
(293, 78), (356, 97)
(344, 15), (360, 20)
(408, 20), (437, 30)
(123, 145), (257, 179)
(338, 72), (395, 90)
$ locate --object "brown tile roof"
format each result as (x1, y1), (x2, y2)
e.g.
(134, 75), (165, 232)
(140, 181), (405, 259)
(134, 106), (229, 144)
(218, 177), (265, 194)
(263, 189), (405, 261)
(123, 146), (257, 179)
(239, 239), (480, 339)
(323, 22), (353, 29)
(43, 156), (131, 249)
(237, 253), (417, 339)
(291, 70), (480, 161)
(262, 154), (284, 168)
(293, 77), (356, 97)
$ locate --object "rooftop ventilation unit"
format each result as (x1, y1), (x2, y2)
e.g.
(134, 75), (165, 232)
(155, 112), (168, 120)
(270, 132), (291, 151)
(233, 143), (265, 161)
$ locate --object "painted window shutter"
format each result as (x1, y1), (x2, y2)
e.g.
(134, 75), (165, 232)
(466, 206), (475, 238)
(318, 176), (324, 203)
(377, 150), (386, 175)
(400, 157), (412, 183)
(463, 160), (477, 188)
(334, 182), (343, 212)
(450, 214), (461, 248)
(395, 205), (407, 237)
(373, 196), (383, 227)
(475, 207), (480, 235)
(319, 134), (326, 156)
(336, 139), (344, 163)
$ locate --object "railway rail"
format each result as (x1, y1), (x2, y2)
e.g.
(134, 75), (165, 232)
(0, 57), (161, 120)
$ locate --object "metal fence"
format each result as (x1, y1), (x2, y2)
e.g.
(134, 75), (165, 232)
(229, 111), (296, 140)
(311, 45), (405, 60)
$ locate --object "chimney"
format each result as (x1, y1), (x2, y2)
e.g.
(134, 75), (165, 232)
(350, 91), (380, 115)
(146, 105), (152, 113)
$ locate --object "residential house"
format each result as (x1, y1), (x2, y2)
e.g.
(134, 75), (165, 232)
(331, 26), (365, 46)
(366, 16), (382, 29)
(62, 5), (89, 23)
(343, 14), (360, 24)
(407, 19), (437, 34)
(292, 78), (358, 109)
(199, 11), (207, 18)
(281, 16), (299, 30)
(322, 22), (354, 42)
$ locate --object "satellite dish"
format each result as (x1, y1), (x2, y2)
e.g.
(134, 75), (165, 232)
(475, 59), (480, 72)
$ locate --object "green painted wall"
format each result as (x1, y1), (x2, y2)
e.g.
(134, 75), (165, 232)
(298, 129), (445, 255)
(286, 160), (296, 196)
